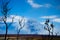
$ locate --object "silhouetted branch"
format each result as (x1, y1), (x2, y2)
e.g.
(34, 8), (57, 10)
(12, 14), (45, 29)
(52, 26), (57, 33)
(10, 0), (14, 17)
(8, 17), (14, 27)
(44, 19), (55, 40)
(17, 16), (25, 40)
(0, 0), (13, 40)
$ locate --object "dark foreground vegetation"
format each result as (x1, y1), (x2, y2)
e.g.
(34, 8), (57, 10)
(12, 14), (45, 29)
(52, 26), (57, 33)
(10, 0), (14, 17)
(0, 34), (60, 40)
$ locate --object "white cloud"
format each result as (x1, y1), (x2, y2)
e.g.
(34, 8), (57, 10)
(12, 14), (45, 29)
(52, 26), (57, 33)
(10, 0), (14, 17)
(9, 15), (23, 22)
(40, 22), (51, 27)
(12, 16), (42, 34)
(0, 15), (60, 34)
(40, 22), (45, 25)
(27, 0), (52, 8)
(40, 15), (57, 19)
(27, 0), (43, 8)
(10, 15), (28, 30)
(0, 15), (21, 23)
(52, 18), (60, 23)
(0, 15), (28, 30)
(40, 15), (60, 23)
(0, 15), (28, 23)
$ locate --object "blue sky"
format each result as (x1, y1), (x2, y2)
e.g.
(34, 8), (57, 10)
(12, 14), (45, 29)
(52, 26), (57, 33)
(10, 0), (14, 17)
(0, 0), (60, 35)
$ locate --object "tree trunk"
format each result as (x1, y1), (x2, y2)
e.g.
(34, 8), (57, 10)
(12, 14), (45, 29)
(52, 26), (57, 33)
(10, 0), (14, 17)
(51, 28), (53, 40)
(17, 31), (20, 40)
(4, 21), (8, 40)
(48, 31), (50, 40)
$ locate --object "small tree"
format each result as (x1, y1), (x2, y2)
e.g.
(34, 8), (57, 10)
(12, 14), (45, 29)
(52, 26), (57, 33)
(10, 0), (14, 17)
(50, 23), (54, 36)
(50, 23), (54, 40)
(44, 19), (51, 35)
(17, 17), (25, 40)
(44, 19), (54, 40)
(0, 0), (14, 40)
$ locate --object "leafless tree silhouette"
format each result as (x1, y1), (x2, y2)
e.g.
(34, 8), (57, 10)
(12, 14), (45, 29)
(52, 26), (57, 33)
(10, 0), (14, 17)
(0, 0), (14, 40)
(50, 23), (54, 40)
(44, 19), (51, 35)
(44, 19), (55, 40)
(16, 17), (25, 40)
(50, 23), (54, 35)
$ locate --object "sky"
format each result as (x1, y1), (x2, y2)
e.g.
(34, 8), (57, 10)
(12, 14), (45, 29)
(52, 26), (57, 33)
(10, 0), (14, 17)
(0, 0), (60, 35)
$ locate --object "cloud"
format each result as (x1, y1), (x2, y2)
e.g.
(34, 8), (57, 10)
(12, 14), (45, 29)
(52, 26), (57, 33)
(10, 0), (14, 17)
(0, 15), (31, 34)
(9, 15), (23, 22)
(12, 16), (42, 34)
(26, 19), (41, 34)
(9, 15), (28, 30)
(40, 22), (45, 25)
(27, 0), (43, 8)
(27, 0), (52, 8)
(40, 15), (57, 19)
(40, 15), (60, 23)
(52, 18), (60, 23)
(40, 21), (51, 27)
(0, 15), (28, 30)
(0, 15), (60, 34)
(0, 15), (28, 23)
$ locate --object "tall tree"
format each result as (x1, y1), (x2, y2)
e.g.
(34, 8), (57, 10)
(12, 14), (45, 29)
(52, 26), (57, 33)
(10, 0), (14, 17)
(1, 0), (14, 40)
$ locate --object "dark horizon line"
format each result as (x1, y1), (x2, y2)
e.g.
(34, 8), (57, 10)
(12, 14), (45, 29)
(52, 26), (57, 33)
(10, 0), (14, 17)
(0, 34), (60, 37)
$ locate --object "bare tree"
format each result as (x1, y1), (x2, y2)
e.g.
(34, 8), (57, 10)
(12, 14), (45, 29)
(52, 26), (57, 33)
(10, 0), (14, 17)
(50, 23), (54, 35)
(0, 0), (14, 40)
(50, 23), (54, 40)
(44, 19), (51, 35)
(17, 17), (25, 40)
(44, 19), (51, 40)
(44, 19), (54, 40)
